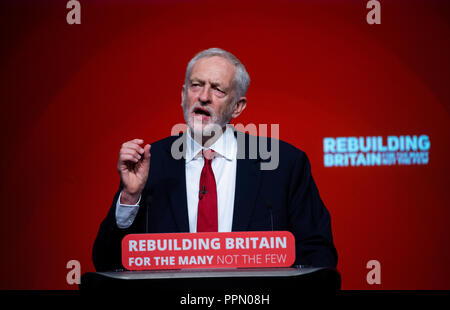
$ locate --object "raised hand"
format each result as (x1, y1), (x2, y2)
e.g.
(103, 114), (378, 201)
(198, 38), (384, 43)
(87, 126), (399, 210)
(117, 139), (151, 204)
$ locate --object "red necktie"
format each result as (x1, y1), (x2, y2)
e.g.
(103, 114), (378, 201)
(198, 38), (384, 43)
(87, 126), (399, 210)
(197, 149), (218, 232)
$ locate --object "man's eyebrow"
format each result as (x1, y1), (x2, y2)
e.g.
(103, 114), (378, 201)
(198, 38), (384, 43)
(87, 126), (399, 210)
(190, 78), (228, 90)
(190, 78), (204, 83)
(211, 81), (230, 90)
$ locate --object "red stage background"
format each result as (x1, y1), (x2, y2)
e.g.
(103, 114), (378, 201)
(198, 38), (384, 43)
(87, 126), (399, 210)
(0, 0), (449, 290)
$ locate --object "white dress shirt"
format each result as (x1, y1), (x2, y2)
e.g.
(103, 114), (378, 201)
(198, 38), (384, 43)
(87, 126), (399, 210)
(115, 125), (237, 232)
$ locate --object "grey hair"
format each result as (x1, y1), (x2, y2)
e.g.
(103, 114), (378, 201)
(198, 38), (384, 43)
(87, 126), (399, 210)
(184, 48), (250, 105)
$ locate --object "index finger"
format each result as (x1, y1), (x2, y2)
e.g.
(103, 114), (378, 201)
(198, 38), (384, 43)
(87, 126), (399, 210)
(131, 138), (144, 144)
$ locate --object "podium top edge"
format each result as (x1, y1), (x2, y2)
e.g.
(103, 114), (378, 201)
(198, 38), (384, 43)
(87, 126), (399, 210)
(95, 267), (329, 281)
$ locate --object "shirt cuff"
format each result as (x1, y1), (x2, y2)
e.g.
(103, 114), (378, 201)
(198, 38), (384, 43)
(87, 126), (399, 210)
(115, 192), (141, 229)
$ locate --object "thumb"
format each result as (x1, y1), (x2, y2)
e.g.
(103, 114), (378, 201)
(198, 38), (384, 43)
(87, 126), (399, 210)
(142, 144), (151, 162)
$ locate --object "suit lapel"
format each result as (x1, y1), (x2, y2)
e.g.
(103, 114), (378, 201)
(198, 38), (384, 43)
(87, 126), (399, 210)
(166, 133), (190, 232)
(164, 131), (263, 232)
(232, 132), (262, 231)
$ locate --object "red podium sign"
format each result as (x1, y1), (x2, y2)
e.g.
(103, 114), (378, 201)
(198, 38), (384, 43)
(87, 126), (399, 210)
(122, 231), (295, 270)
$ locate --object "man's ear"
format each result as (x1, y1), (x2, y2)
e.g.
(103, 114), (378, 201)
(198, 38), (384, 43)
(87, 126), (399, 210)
(231, 97), (247, 119)
(181, 85), (186, 102)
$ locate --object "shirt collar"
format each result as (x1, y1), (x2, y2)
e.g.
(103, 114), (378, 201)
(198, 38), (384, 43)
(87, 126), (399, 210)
(185, 125), (236, 163)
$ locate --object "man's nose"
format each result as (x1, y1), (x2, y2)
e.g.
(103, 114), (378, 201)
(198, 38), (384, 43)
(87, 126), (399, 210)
(198, 86), (211, 104)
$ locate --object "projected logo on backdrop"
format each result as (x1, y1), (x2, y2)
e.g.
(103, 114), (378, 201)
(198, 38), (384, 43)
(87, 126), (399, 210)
(323, 135), (430, 167)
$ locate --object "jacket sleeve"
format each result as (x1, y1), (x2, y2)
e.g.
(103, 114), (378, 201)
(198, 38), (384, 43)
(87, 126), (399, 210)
(92, 183), (148, 271)
(287, 151), (338, 268)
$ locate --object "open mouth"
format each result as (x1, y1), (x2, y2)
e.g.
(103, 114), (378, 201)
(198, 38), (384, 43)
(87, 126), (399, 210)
(193, 107), (212, 118)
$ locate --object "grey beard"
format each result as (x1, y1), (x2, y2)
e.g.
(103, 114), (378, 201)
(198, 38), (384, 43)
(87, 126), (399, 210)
(182, 98), (233, 136)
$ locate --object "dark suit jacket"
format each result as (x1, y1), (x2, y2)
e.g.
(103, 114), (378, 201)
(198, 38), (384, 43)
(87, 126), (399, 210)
(93, 132), (337, 271)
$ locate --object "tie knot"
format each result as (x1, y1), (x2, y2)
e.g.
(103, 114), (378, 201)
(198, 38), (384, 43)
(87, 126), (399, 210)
(203, 149), (215, 161)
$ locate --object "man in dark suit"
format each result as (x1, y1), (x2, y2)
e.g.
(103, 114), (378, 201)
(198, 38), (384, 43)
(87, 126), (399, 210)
(93, 48), (337, 271)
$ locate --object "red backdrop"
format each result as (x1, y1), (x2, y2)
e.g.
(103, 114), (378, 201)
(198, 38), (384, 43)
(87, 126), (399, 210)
(0, 0), (449, 290)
